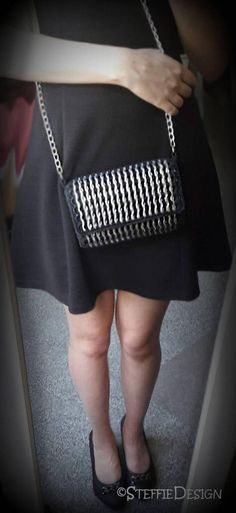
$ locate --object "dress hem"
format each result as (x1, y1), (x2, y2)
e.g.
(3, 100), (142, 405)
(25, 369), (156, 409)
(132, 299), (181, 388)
(14, 279), (203, 315)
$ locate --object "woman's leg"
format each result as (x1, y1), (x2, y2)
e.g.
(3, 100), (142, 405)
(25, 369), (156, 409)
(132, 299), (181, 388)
(64, 290), (122, 483)
(115, 290), (170, 473)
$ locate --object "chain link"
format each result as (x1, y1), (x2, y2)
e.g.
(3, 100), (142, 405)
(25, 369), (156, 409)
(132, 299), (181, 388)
(36, 1), (176, 183)
(36, 82), (65, 183)
(140, 0), (176, 156)
(140, 0), (165, 53)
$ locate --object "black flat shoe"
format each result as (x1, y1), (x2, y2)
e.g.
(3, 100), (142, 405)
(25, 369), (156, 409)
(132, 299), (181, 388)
(89, 430), (127, 510)
(120, 415), (157, 497)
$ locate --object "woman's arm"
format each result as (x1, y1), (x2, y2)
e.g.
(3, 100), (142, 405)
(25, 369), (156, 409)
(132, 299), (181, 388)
(0, 24), (196, 116)
(0, 25), (127, 85)
(168, 0), (229, 82)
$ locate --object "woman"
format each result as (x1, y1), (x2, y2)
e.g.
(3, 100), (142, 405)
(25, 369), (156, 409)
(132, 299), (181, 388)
(0, 0), (231, 509)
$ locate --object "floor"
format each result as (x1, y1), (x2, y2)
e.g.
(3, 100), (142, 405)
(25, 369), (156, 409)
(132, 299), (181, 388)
(16, 271), (228, 513)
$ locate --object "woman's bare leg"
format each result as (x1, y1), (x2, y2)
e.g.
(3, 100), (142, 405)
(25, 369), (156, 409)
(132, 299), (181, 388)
(64, 290), (122, 483)
(115, 290), (170, 473)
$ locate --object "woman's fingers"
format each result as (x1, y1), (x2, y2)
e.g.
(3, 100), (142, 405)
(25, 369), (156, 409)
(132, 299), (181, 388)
(124, 48), (197, 114)
(178, 82), (193, 98)
(182, 67), (196, 87)
(162, 101), (179, 116)
(171, 94), (184, 109)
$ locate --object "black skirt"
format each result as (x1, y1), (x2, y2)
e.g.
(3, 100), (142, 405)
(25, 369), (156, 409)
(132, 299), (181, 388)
(10, 0), (232, 313)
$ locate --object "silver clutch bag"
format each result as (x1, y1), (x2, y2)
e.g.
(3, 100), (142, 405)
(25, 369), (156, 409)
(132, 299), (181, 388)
(63, 156), (185, 248)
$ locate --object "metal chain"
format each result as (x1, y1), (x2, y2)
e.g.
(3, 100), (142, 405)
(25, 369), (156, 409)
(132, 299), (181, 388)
(36, 1), (176, 183)
(36, 82), (65, 183)
(140, 0), (165, 54)
(140, 0), (176, 156)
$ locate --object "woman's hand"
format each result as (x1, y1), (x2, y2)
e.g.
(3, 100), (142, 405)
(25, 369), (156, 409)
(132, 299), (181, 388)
(120, 48), (196, 115)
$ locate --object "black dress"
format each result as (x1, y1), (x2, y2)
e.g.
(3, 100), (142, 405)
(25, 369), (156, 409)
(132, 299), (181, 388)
(10, 0), (232, 314)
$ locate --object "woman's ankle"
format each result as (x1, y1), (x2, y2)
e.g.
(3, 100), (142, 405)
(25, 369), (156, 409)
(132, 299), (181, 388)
(123, 414), (144, 440)
(92, 424), (116, 449)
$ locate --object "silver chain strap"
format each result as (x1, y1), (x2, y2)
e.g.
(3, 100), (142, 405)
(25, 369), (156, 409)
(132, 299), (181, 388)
(36, 82), (64, 183)
(140, 0), (176, 156)
(36, 0), (176, 183)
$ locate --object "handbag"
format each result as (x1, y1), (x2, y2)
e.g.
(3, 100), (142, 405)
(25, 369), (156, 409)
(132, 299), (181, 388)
(36, 0), (185, 248)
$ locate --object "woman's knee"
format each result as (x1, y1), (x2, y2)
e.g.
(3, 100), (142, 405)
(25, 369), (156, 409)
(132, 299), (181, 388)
(115, 292), (169, 359)
(69, 324), (111, 357)
(119, 327), (160, 359)
(65, 290), (114, 357)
